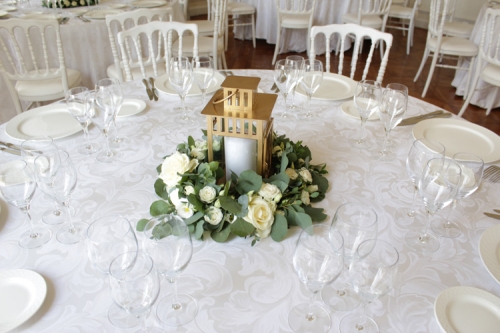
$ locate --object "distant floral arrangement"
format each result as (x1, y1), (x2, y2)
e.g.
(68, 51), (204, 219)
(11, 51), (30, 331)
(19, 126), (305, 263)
(137, 131), (329, 245)
(42, 0), (97, 8)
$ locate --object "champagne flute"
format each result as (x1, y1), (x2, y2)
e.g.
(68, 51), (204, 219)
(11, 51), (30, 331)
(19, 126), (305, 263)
(91, 89), (119, 163)
(109, 251), (164, 333)
(395, 139), (446, 224)
(405, 158), (462, 253)
(65, 86), (101, 155)
(349, 80), (382, 149)
(0, 160), (52, 249)
(339, 239), (399, 333)
(298, 59), (323, 119)
(382, 83), (408, 148)
(143, 214), (198, 327)
(321, 203), (378, 312)
(192, 56), (214, 103)
(286, 55), (305, 111)
(431, 152), (484, 238)
(274, 59), (298, 120)
(288, 224), (344, 333)
(169, 56), (194, 125)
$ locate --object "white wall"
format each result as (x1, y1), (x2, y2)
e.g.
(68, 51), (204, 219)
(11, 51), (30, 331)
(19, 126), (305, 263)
(414, 0), (488, 28)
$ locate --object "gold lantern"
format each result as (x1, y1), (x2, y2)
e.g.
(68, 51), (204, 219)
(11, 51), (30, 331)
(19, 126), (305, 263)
(201, 76), (277, 179)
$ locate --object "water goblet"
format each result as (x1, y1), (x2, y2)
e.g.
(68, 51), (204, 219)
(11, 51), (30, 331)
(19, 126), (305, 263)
(0, 160), (52, 249)
(192, 56), (214, 103)
(285, 55), (305, 111)
(91, 89), (119, 163)
(143, 214), (198, 327)
(298, 59), (323, 120)
(339, 239), (399, 333)
(109, 251), (164, 333)
(381, 83), (408, 148)
(288, 224), (344, 333)
(169, 56), (194, 124)
(274, 59), (299, 120)
(431, 152), (484, 238)
(321, 203), (378, 312)
(349, 80), (382, 149)
(395, 139), (446, 224)
(66, 86), (101, 155)
(405, 158), (462, 253)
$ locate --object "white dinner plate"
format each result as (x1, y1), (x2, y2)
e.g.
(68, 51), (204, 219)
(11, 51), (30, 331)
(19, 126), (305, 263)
(155, 71), (226, 97)
(83, 8), (123, 19)
(106, 3), (127, 9)
(0, 10), (7, 17)
(6, 104), (82, 140)
(0, 269), (47, 333)
(0, 5), (16, 11)
(67, 7), (89, 15)
(434, 286), (500, 333)
(479, 224), (500, 285)
(341, 100), (378, 121)
(296, 72), (357, 101)
(412, 118), (500, 163)
(130, 0), (167, 7)
(21, 13), (61, 20)
(118, 99), (147, 117)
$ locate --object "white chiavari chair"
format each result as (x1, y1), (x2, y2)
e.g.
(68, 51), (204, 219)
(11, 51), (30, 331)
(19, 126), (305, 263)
(442, 0), (474, 39)
(225, 0), (256, 51)
(386, 0), (421, 54)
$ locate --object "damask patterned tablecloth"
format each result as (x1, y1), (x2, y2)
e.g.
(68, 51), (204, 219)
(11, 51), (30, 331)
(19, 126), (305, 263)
(0, 69), (500, 333)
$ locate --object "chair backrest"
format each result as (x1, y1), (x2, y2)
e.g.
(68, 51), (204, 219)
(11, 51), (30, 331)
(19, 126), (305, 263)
(355, 0), (393, 28)
(274, 0), (316, 17)
(428, 0), (450, 39)
(179, 0), (189, 20)
(478, 8), (500, 68)
(310, 23), (393, 84)
(117, 21), (199, 81)
(106, 8), (173, 82)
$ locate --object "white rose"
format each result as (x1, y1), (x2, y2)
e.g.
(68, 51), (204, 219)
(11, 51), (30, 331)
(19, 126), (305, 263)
(176, 202), (194, 219)
(299, 168), (313, 183)
(190, 147), (205, 160)
(194, 140), (207, 150)
(301, 190), (310, 205)
(204, 207), (223, 225)
(213, 139), (221, 152)
(244, 195), (276, 239)
(71, 1), (76, 5)
(184, 185), (195, 196)
(306, 185), (318, 193)
(63, 0), (69, 5)
(159, 152), (198, 188)
(79, 0), (84, 4)
(259, 183), (282, 203)
(285, 168), (298, 180)
(199, 186), (216, 203)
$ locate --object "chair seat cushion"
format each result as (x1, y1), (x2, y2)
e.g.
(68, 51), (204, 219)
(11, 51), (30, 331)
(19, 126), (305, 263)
(428, 36), (478, 57)
(343, 13), (383, 29)
(389, 5), (413, 19)
(188, 19), (214, 36)
(16, 68), (82, 99)
(481, 63), (500, 86)
(281, 14), (310, 29)
(173, 36), (224, 56)
(107, 63), (167, 81)
(443, 21), (473, 39)
(227, 3), (255, 14)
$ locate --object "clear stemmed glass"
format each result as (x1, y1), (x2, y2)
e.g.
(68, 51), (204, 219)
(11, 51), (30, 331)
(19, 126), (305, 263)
(192, 56), (214, 103)
(395, 139), (446, 224)
(339, 239), (399, 333)
(298, 59), (323, 120)
(34, 150), (87, 244)
(169, 56), (194, 124)
(286, 55), (305, 111)
(405, 158), (462, 253)
(96, 78), (131, 149)
(349, 80), (382, 149)
(91, 89), (119, 163)
(66, 86), (101, 155)
(321, 203), (378, 312)
(143, 214), (198, 327)
(288, 224), (344, 333)
(381, 83), (408, 148)
(374, 86), (407, 161)
(431, 152), (484, 238)
(109, 251), (164, 333)
(0, 160), (52, 249)
(274, 59), (299, 120)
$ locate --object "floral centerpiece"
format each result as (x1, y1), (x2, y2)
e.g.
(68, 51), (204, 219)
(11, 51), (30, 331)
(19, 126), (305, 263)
(42, 0), (97, 8)
(137, 131), (329, 245)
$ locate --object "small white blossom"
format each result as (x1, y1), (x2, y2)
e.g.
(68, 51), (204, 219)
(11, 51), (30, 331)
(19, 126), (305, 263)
(213, 139), (221, 152)
(194, 140), (207, 150)
(259, 183), (282, 203)
(204, 207), (223, 225)
(298, 158), (305, 166)
(285, 168), (298, 180)
(301, 190), (310, 205)
(176, 202), (194, 219)
(306, 185), (318, 193)
(184, 186), (195, 196)
(190, 147), (205, 160)
(299, 168), (313, 183)
(272, 146), (282, 157)
(214, 199), (221, 208)
(199, 186), (217, 203)
(71, 1), (77, 5)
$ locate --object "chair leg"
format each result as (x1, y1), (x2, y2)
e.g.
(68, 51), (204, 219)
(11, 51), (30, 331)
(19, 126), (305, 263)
(462, 57), (475, 101)
(272, 26), (282, 65)
(422, 51), (439, 97)
(414, 46), (429, 82)
(251, 13), (256, 48)
(458, 65), (481, 117)
(486, 86), (499, 115)
(221, 51), (228, 70)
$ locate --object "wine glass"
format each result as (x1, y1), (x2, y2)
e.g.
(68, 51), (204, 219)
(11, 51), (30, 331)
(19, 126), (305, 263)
(349, 80), (382, 149)
(286, 55), (305, 111)
(143, 214), (198, 327)
(321, 203), (378, 312)
(65, 86), (101, 155)
(374, 86), (407, 161)
(34, 150), (88, 244)
(405, 158), (462, 253)
(109, 251), (164, 333)
(339, 239), (399, 333)
(192, 56), (214, 103)
(274, 59), (299, 120)
(169, 56), (194, 124)
(381, 83), (408, 148)
(96, 78), (131, 149)
(395, 139), (446, 224)
(431, 152), (484, 238)
(288, 224), (344, 333)
(0, 160), (52, 249)
(298, 59), (323, 119)
(91, 89), (119, 163)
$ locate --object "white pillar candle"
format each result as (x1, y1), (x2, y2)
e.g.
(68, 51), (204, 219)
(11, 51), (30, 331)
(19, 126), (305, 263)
(224, 137), (257, 178)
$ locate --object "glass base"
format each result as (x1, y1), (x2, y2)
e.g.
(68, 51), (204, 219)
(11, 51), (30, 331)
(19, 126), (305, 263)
(96, 149), (120, 163)
(405, 229), (440, 253)
(288, 103), (302, 111)
(298, 111), (319, 120)
(156, 294), (198, 327)
(431, 217), (462, 239)
(372, 148), (397, 162)
(288, 303), (331, 333)
(109, 136), (130, 150)
(277, 111), (296, 121)
(394, 207), (418, 225)
(108, 302), (140, 329)
(42, 208), (66, 226)
(136, 328), (165, 333)
(78, 142), (101, 155)
(321, 283), (360, 312)
(174, 109), (195, 125)
(348, 137), (372, 150)
(19, 227), (52, 249)
(56, 221), (88, 245)
(339, 313), (378, 333)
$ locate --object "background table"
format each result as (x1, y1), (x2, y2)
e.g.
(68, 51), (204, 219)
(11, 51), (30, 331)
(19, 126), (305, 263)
(1, 69), (500, 332)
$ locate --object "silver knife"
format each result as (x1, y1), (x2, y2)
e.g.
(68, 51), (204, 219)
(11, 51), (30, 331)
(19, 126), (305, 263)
(0, 146), (21, 156)
(484, 212), (500, 220)
(494, 209), (500, 214)
(398, 111), (451, 126)
(142, 79), (154, 101)
(0, 141), (21, 151)
(149, 77), (158, 101)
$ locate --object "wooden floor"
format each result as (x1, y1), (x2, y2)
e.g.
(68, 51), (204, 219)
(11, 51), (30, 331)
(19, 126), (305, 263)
(220, 24), (500, 136)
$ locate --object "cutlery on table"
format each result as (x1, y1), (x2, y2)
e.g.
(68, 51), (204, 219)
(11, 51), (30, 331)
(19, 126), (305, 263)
(397, 110), (451, 126)
(142, 78), (154, 101)
(60, 17), (69, 24)
(149, 77), (158, 101)
(483, 165), (500, 183)
(484, 212), (500, 220)
(0, 146), (21, 156)
(77, 15), (90, 23)
(0, 141), (21, 151)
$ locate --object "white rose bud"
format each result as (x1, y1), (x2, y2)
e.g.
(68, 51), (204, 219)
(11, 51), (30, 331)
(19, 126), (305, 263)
(285, 168), (298, 180)
(214, 199), (221, 208)
(190, 147), (205, 160)
(212, 139), (221, 152)
(272, 146), (282, 157)
(199, 186), (217, 203)
(176, 202), (194, 219)
(259, 183), (282, 203)
(299, 168), (313, 183)
(195, 140), (207, 150)
(298, 158), (305, 166)
(159, 152), (198, 188)
(184, 185), (195, 196)
(204, 206), (223, 225)
(301, 190), (310, 205)
(225, 214), (236, 223)
(306, 185), (318, 193)
(243, 195), (276, 239)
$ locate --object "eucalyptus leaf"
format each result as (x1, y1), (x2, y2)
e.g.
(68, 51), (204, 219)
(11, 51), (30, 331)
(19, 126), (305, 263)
(154, 178), (168, 199)
(230, 218), (255, 237)
(303, 206), (327, 222)
(195, 220), (204, 240)
(187, 194), (204, 212)
(236, 170), (262, 194)
(185, 211), (204, 225)
(295, 212), (313, 230)
(208, 161), (219, 171)
(271, 214), (288, 242)
(280, 153), (289, 173)
(211, 223), (231, 242)
(150, 200), (175, 216)
(237, 195), (249, 217)
(151, 222), (172, 240)
(312, 172), (329, 193)
(136, 219), (149, 232)
(188, 136), (195, 149)
(287, 152), (297, 164)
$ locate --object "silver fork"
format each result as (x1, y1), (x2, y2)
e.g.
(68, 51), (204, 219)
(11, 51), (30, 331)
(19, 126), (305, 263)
(483, 165), (500, 183)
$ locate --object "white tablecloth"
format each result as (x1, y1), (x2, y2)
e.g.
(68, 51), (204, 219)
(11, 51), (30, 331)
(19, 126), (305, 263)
(1, 69), (500, 332)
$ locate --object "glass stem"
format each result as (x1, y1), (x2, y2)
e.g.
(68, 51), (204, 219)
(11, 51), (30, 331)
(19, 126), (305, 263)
(282, 93), (288, 117)
(420, 210), (434, 241)
(306, 95), (312, 116)
(103, 129), (112, 156)
(169, 278), (181, 310)
(138, 309), (149, 332)
(306, 290), (319, 321)
(180, 95), (187, 116)
(83, 120), (92, 149)
(64, 200), (76, 232)
(444, 199), (458, 228)
(356, 300), (370, 329)
(20, 205), (36, 234)
(337, 262), (350, 296)
(358, 119), (367, 143)
(380, 130), (391, 154)
(408, 184), (418, 218)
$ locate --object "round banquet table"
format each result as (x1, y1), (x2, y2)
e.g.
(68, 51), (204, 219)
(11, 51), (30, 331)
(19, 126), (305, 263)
(1, 69), (500, 333)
